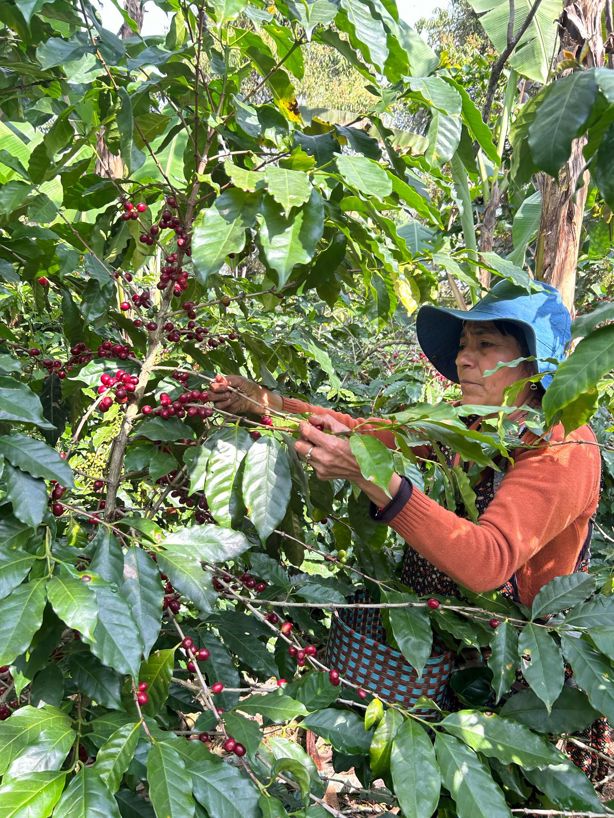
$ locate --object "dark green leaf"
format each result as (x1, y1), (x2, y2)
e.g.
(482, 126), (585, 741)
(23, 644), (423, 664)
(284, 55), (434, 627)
(561, 634), (614, 722)
(528, 72), (597, 176)
(500, 686), (600, 734)
(90, 529), (125, 584)
(0, 376), (55, 428)
(136, 417), (196, 442)
(518, 624), (564, 712)
(4, 465), (47, 528)
(242, 436), (291, 540)
(435, 733), (511, 818)
(147, 742), (196, 818)
(382, 591), (432, 677)
(128, 649), (174, 716)
(524, 759), (606, 812)
(302, 708), (373, 755)
(68, 653), (122, 709)
(185, 742), (260, 818)
(47, 573), (98, 642)
(222, 712), (262, 757)
(0, 548), (36, 601)
(336, 155), (392, 199)
(0, 434), (73, 486)
(0, 579), (47, 666)
(121, 547), (163, 658)
(236, 691), (307, 723)
(53, 767), (121, 818)
(93, 722), (141, 794)
(0, 705), (74, 777)
(390, 719), (440, 818)
(204, 426), (252, 528)
(287, 671), (341, 711)
(349, 435), (395, 495)
(0, 771), (66, 818)
(487, 621), (519, 702)
(86, 587), (144, 677)
(531, 573), (596, 620)
(441, 710), (562, 769)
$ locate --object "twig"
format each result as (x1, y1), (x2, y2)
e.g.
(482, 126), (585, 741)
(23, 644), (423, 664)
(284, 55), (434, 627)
(483, 0), (545, 121)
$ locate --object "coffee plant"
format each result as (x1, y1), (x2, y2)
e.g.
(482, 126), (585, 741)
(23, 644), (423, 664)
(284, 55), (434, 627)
(0, 0), (613, 816)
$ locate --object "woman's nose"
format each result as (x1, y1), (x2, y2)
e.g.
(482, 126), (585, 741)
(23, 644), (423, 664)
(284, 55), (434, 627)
(456, 344), (476, 370)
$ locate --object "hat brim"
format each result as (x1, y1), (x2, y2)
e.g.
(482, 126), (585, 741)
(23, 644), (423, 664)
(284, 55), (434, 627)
(416, 304), (538, 384)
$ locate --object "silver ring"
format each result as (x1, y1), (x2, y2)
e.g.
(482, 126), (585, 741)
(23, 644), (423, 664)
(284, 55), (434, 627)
(305, 445), (314, 462)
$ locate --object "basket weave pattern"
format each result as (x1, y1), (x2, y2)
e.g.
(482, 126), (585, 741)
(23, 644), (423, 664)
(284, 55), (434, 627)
(326, 594), (454, 711)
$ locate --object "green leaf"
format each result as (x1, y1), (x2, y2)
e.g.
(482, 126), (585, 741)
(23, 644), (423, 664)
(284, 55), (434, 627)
(528, 72), (597, 176)
(121, 547), (163, 658)
(336, 155), (392, 200)
(509, 190), (542, 266)
(136, 417), (196, 442)
(349, 435), (395, 496)
(0, 181), (32, 215)
(561, 634), (614, 722)
(0, 549), (36, 601)
(563, 594), (614, 629)
(0, 377), (55, 429)
(213, 612), (278, 677)
(53, 767), (121, 818)
(487, 621), (518, 702)
(94, 722), (141, 794)
(47, 573), (98, 643)
(531, 572), (596, 620)
(195, 634), (240, 710)
(369, 708), (403, 778)
(156, 547), (216, 616)
(147, 742), (196, 818)
(500, 686), (600, 734)
(518, 624), (564, 712)
(90, 529), (125, 584)
(293, 0), (337, 38)
(68, 653), (122, 710)
(184, 445), (211, 495)
(192, 190), (259, 286)
(594, 121), (614, 209)
(0, 579), (47, 666)
(444, 77), (499, 164)
(86, 587), (144, 677)
(265, 167), (311, 215)
(441, 710), (562, 769)
(435, 733), (512, 818)
(210, 0), (248, 22)
(468, 0), (563, 84)
(572, 301), (614, 339)
(0, 434), (73, 486)
(236, 692), (307, 723)
(258, 795), (289, 818)
(184, 742), (260, 818)
(242, 436), (291, 541)
(302, 708), (373, 755)
(382, 591), (433, 677)
(479, 251), (535, 290)
(258, 190), (324, 287)
(0, 705), (74, 777)
(524, 760), (607, 813)
(129, 649), (174, 716)
(390, 720), (440, 818)
(204, 426), (253, 528)
(0, 771), (66, 818)
(4, 465), (47, 528)
(364, 697), (384, 731)
(337, 0), (388, 70)
(544, 324), (614, 432)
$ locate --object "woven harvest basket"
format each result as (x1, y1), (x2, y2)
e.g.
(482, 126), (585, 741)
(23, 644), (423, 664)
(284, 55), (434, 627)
(325, 593), (454, 711)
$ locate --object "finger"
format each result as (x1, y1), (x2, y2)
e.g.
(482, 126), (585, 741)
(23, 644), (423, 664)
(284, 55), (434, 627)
(299, 420), (334, 447)
(308, 414), (350, 435)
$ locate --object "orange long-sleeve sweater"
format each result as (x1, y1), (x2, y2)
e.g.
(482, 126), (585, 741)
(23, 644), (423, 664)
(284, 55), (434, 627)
(283, 397), (602, 605)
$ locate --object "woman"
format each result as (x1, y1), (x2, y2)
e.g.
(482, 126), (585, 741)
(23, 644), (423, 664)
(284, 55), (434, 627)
(210, 280), (601, 608)
(210, 280), (608, 779)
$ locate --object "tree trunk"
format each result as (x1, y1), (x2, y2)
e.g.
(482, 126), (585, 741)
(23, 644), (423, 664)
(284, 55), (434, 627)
(95, 0), (143, 178)
(534, 0), (606, 312)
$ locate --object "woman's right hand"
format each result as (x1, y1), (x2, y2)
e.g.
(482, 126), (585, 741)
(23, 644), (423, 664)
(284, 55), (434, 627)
(208, 374), (280, 416)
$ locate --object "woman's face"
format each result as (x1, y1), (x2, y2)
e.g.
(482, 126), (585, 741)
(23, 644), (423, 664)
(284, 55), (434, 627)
(455, 321), (533, 406)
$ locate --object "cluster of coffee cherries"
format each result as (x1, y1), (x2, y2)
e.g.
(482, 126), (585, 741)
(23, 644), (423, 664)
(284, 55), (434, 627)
(180, 636), (211, 674)
(97, 368), (140, 413)
(26, 340), (133, 381)
(136, 680), (150, 706)
(141, 389), (213, 420)
(49, 480), (67, 517)
(212, 571), (268, 595)
(158, 251), (190, 296)
(222, 736), (246, 757)
(120, 201), (148, 222)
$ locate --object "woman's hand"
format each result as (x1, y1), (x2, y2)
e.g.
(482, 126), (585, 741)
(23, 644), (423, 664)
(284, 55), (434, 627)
(208, 374), (282, 416)
(296, 415), (402, 506)
(295, 415), (363, 482)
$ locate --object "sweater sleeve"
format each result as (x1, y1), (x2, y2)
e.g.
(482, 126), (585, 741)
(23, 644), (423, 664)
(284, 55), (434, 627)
(383, 426), (601, 593)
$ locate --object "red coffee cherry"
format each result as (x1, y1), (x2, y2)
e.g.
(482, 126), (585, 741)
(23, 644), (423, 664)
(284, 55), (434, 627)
(489, 618), (500, 629)
(210, 682), (224, 694)
(223, 737), (236, 753)
(136, 202), (147, 212)
(427, 598), (440, 610)
(329, 669), (340, 686)
(233, 743), (246, 757)
(136, 691), (149, 705)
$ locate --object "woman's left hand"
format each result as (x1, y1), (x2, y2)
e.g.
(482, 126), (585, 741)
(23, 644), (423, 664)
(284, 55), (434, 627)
(295, 415), (363, 482)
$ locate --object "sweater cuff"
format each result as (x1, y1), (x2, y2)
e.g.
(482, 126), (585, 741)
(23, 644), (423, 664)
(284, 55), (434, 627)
(282, 396), (315, 415)
(370, 476), (413, 523)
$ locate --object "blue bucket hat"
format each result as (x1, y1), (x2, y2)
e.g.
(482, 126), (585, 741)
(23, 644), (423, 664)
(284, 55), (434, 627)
(416, 280), (571, 389)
